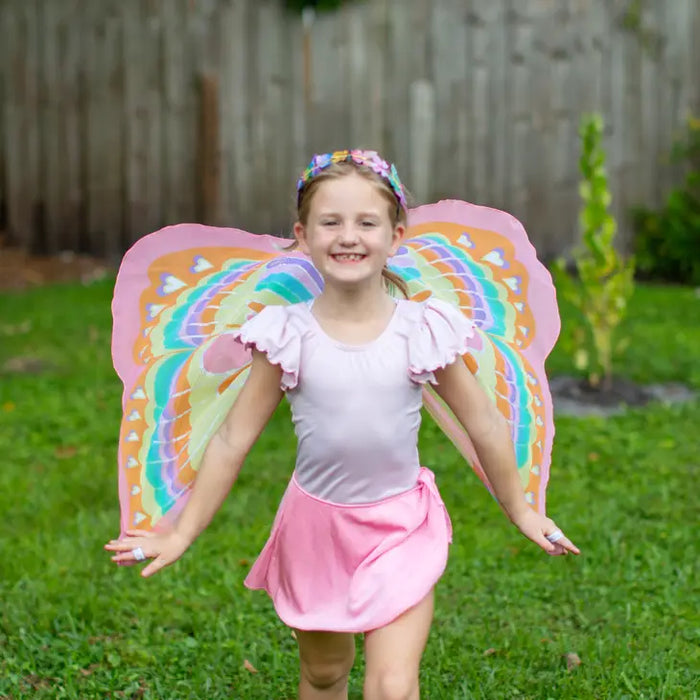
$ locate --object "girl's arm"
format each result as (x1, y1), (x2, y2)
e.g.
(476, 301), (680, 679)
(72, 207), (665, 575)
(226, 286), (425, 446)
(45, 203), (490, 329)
(432, 359), (579, 555)
(105, 349), (284, 576)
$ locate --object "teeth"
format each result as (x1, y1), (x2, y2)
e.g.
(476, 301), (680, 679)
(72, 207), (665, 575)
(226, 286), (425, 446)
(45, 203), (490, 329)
(333, 254), (365, 261)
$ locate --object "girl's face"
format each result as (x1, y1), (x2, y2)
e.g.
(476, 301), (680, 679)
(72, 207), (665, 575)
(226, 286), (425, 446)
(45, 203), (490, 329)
(294, 172), (405, 291)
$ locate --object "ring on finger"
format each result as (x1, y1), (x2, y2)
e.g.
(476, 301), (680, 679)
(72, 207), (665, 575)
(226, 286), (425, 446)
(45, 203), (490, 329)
(545, 530), (564, 544)
(132, 546), (146, 561)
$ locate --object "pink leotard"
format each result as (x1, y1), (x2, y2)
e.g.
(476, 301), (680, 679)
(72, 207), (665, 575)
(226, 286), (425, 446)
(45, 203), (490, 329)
(235, 298), (475, 504)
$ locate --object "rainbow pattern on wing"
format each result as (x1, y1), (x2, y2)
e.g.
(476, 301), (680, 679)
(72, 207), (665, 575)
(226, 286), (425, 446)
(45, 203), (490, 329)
(111, 202), (559, 536)
(389, 222), (550, 506)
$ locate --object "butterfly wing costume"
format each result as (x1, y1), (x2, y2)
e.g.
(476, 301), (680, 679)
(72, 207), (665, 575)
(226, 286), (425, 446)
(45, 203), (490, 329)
(111, 199), (559, 538)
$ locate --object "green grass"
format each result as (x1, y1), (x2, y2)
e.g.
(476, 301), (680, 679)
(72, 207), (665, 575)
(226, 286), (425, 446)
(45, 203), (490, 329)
(0, 280), (698, 699)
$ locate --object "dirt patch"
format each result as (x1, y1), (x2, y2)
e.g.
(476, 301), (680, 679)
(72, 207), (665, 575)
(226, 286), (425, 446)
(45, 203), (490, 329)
(0, 246), (111, 291)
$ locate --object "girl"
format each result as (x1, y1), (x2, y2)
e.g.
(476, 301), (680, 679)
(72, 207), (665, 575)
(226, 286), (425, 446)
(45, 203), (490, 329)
(106, 150), (579, 700)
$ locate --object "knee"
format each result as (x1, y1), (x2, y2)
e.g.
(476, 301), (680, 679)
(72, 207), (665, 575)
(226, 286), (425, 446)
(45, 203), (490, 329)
(301, 655), (355, 690)
(365, 669), (419, 700)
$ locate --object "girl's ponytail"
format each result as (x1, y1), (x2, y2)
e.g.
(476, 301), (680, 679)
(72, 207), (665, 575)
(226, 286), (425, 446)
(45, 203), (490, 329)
(382, 266), (409, 298)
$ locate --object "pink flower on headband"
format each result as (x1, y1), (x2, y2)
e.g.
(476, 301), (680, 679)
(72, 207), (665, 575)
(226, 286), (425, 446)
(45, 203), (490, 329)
(372, 158), (391, 179)
(297, 149), (407, 210)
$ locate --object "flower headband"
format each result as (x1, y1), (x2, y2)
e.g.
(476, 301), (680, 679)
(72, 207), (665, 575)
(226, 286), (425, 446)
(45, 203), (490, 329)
(296, 149), (407, 211)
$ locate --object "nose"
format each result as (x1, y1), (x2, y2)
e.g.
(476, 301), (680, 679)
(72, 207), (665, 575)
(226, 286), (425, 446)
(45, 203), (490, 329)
(337, 224), (360, 246)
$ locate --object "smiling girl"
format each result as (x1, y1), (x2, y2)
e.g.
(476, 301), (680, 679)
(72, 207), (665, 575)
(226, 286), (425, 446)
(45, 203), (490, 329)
(106, 150), (578, 700)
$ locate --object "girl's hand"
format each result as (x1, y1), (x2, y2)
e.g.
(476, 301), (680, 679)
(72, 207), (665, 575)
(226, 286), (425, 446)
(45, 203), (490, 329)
(104, 529), (191, 577)
(510, 509), (580, 556)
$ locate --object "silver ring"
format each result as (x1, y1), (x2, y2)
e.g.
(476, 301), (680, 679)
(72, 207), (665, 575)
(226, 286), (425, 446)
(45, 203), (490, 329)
(132, 546), (146, 561)
(545, 530), (564, 544)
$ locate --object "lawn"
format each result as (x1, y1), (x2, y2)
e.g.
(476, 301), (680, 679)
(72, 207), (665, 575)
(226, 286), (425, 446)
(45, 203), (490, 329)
(0, 279), (698, 699)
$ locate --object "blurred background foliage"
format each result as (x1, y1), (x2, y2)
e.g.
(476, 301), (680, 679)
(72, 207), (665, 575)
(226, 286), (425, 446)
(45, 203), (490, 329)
(284, 0), (348, 13)
(632, 117), (700, 285)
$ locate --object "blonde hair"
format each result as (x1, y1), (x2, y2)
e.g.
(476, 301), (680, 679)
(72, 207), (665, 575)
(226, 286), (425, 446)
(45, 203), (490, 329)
(290, 161), (410, 298)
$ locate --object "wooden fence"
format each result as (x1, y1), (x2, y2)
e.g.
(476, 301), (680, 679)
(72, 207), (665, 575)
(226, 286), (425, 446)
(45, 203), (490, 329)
(2, 0), (699, 259)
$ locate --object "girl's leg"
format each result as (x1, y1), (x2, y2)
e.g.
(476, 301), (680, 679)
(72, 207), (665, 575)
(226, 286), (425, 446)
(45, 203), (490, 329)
(295, 629), (356, 700)
(362, 588), (434, 700)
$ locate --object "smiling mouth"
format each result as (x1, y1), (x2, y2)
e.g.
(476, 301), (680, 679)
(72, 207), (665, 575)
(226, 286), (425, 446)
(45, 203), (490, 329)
(331, 253), (367, 262)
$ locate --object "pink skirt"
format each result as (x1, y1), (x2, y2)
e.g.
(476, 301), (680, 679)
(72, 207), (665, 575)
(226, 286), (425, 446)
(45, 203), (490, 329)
(244, 467), (452, 633)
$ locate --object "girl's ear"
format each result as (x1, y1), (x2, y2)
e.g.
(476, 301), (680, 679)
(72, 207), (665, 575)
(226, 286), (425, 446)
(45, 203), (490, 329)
(389, 223), (406, 256)
(293, 221), (310, 255)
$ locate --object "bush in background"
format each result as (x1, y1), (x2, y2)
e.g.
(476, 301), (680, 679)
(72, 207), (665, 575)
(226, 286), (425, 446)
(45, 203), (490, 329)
(632, 116), (700, 285)
(285, 0), (347, 12)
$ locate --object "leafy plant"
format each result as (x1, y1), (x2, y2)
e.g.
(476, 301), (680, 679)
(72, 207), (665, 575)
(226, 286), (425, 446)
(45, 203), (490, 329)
(284, 0), (349, 13)
(553, 113), (636, 390)
(632, 116), (700, 285)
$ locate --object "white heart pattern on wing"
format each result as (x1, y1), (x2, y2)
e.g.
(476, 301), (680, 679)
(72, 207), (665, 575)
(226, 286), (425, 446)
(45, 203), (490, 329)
(191, 256), (214, 273)
(146, 304), (166, 320)
(160, 275), (187, 295)
(504, 276), (521, 293)
(482, 249), (506, 267)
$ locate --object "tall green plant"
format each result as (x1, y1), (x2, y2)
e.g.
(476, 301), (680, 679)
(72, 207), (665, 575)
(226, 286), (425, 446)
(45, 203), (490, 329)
(553, 114), (636, 390)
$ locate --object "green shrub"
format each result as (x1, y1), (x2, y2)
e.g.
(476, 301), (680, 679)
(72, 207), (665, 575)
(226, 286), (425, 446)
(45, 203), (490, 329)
(553, 113), (636, 390)
(632, 116), (700, 285)
(284, 0), (349, 12)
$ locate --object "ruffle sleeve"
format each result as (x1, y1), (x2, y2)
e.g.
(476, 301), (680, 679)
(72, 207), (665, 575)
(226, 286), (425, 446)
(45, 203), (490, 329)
(407, 298), (476, 385)
(232, 305), (302, 391)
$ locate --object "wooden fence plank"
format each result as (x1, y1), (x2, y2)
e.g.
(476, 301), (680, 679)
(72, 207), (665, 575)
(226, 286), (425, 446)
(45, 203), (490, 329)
(468, 0), (493, 208)
(409, 80), (435, 204)
(430, 0), (469, 198)
(161, 0), (194, 226)
(188, 0), (219, 224)
(253, 0), (289, 233)
(521, 0), (554, 253)
(40, 0), (63, 253)
(309, 10), (348, 153)
(58, 0), (85, 252)
(0, 2), (22, 245)
(5, 1), (41, 250)
(3, 0), (43, 249)
(85, 0), (124, 257)
(219, 0), (251, 227)
(508, 0), (534, 220)
(289, 11), (309, 177)
(385, 0), (413, 176)
(122, 0), (164, 245)
(143, 1), (164, 237)
(653, 1), (675, 197)
(367, 0), (389, 154)
(0, 2), (5, 236)
(693, 2), (700, 117)
(488, 0), (509, 207)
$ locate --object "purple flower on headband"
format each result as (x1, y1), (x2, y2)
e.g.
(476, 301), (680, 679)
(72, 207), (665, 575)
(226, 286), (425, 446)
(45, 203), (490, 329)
(315, 153), (333, 169)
